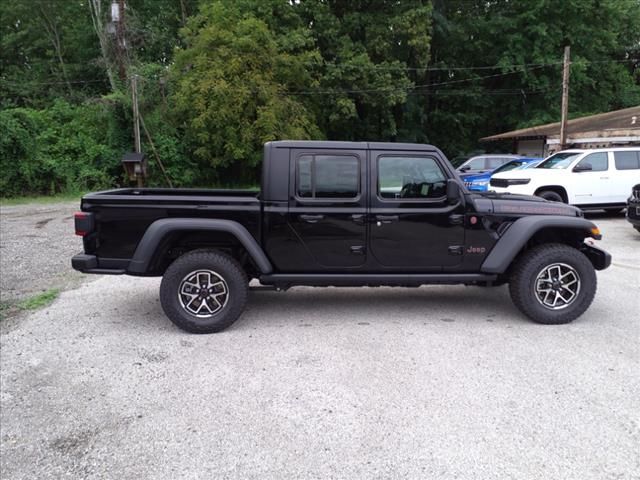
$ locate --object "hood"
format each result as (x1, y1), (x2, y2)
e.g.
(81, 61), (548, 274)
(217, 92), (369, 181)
(491, 168), (568, 179)
(477, 192), (582, 217)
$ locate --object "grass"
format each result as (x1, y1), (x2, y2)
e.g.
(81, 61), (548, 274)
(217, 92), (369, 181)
(1, 288), (61, 321)
(0, 301), (11, 321)
(18, 289), (61, 310)
(0, 192), (84, 206)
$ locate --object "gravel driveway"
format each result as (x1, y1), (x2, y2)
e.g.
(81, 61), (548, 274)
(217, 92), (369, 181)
(0, 201), (84, 303)
(0, 206), (638, 479)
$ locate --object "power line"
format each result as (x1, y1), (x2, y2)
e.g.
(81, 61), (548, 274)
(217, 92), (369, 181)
(5, 56), (635, 72)
(283, 65), (552, 96)
(0, 78), (108, 86)
(305, 58), (635, 72)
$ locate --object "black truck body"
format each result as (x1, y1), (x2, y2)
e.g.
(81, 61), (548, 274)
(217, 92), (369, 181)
(73, 141), (611, 333)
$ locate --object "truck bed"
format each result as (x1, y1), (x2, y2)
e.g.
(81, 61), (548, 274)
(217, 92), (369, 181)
(80, 188), (262, 265)
(82, 187), (260, 205)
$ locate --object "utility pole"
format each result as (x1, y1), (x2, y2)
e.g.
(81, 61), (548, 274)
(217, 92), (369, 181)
(131, 74), (143, 187)
(559, 45), (571, 150)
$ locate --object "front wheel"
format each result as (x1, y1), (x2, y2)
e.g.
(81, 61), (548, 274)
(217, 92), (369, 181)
(536, 190), (564, 203)
(160, 250), (248, 333)
(509, 243), (597, 324)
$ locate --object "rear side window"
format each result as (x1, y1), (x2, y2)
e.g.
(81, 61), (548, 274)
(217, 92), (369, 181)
(296, 154), (359, 199)
(487, 157), (507, 169)
(614, 151), (640, 170)
(378, 156), (446, 200)
(464, 157), (485, 169)
(576, 152), (608, 172)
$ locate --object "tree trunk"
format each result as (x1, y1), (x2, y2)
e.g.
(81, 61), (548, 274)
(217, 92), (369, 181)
(37, 5), (72, 95)
(88, 0), (118, 92)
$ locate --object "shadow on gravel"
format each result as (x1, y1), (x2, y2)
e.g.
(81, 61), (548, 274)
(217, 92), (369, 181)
(94, 283), (526, 335)
(234, 285), (522, 331)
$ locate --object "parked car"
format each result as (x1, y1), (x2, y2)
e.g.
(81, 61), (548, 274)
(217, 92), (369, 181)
(461, 157), (542, 191)
(490, 148), (640, 211)
(627, 184), (640, 232)
(457, 154), (522, 175)
(72, 141), (611, 333)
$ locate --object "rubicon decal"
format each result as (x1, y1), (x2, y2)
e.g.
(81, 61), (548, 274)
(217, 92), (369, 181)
(495, 205), (569, 215)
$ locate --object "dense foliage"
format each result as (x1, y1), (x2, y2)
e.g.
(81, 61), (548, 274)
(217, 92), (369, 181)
(1, 0), (639, 196)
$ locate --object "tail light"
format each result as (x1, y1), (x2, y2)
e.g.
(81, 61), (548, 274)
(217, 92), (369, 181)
(74, 212), (94, 237)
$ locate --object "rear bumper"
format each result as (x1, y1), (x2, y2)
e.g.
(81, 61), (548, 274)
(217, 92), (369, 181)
(626, 203), (640, 226)
(581, 243), (612, 271)
(71, 254), (126, 274)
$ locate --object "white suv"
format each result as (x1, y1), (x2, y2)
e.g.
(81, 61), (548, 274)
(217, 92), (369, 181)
(489, 148), (640, 210)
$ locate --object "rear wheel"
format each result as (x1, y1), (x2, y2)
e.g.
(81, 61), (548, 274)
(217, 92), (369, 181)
(509, 243), (596, 324)
(537, 190), (564, 203)
(160, 250), (248, 333)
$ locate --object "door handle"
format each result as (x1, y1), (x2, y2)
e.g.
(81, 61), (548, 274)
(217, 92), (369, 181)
(299, 214), (324, 223)
(351, 214), (366, 225)
(375, 215), (399, 224)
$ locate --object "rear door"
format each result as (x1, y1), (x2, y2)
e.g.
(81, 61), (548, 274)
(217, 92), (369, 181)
(611, 151), (640, 203)
(286, 149), (367, 269)
(369, 151), (465, 270)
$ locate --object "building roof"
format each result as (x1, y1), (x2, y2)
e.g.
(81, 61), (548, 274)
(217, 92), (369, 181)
(481, 105), (640, 141)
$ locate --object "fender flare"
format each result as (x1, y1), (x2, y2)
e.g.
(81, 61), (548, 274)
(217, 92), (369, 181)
(127, 218), (273, 274)
(480, 215), (599, 274)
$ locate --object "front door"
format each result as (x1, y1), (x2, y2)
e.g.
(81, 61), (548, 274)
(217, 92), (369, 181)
(369, 151), (465, 270)
(286, 149), (367, 270)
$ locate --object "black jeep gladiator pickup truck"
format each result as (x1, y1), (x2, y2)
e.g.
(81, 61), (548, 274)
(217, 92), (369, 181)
(72, 141), (611, 333)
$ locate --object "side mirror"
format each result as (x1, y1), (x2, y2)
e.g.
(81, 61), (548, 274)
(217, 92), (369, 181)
(446, 179), (463, 205)
(459, 165), (471, 172)
(573, 163), (592, 172)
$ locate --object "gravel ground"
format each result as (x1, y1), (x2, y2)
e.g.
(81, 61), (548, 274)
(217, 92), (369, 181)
(0, 201), (84, 303)
(0, 207), (639, 479)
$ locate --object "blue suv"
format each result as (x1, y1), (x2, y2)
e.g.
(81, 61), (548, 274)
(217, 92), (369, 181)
(461, 157), (542, 191)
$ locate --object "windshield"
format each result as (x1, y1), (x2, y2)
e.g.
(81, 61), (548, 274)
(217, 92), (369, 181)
(537, 152), (583, 169)
(494, 160), (526, 174)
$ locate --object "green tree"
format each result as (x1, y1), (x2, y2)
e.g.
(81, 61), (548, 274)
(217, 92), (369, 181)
(426, 0), (640, 156)
(0, 0), (106, 107)
(294, 0), (432, 141)
(170, 1), (321, 181)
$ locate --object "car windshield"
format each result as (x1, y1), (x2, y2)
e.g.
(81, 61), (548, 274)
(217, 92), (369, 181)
(537, 152), (583, 169)
(524, 160), (542, 168)
(493, 160), (526, 174)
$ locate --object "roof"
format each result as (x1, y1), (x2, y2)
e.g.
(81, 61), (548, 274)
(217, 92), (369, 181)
(481, 105), (640, 141)
(268, 140), (438, 151)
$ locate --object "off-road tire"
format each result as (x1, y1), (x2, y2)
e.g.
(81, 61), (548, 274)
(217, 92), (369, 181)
(160, 250), (248, 333)
(509, 243), (596, 325)
(537, 190), (564, 203)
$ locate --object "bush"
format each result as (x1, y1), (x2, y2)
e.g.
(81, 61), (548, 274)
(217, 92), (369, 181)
(0, 100), (129, 197)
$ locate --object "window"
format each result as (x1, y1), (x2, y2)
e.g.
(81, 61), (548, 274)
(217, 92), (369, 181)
(614, 151), (640, 170)
(378, 156), (447, 200)
(494, 160), (525, 174)
(464, 157), (485, 170)
(538, 152), (582, 169)
(576, 152), (608, 172)
(487, 157), (507, 169)
(296, 155), (359, 199)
